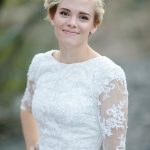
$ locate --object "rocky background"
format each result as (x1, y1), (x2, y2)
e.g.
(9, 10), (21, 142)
(0, 0), (150, 149)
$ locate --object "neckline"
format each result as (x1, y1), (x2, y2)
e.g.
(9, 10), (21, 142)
(49, 49), (105, 65)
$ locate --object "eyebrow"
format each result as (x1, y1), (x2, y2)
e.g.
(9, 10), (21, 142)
(60, 8), (91, 17)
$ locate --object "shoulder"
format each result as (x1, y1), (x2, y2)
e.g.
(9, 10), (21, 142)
(27, 51), (51, 81)
(30, 51), (50, 64)
(94, 56), (128, 93)
(97, 56), (127, 81)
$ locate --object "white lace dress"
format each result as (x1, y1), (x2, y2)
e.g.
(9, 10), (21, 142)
(20, 49), (128, 150)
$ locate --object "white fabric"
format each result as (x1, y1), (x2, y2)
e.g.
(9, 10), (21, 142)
(21, 49), (128, 150)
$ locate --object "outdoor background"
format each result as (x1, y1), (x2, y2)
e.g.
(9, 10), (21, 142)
(0, 0), (150, 149)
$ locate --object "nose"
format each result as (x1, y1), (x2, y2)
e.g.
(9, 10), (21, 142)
(67, 16), (77, 28)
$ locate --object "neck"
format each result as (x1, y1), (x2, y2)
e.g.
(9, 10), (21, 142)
(58, 43), (93, 64)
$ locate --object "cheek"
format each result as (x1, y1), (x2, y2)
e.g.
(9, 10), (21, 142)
(54, 18), (68, 32)
(80, 20), (95, 33)
(53, 19), (63, 32)
(80, 24), (94, 34)
(53, 13), (63, 27)
(53, 23), (64, 39)
(54, 25), (61, 38)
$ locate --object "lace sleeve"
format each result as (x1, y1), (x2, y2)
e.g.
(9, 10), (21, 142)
(98, 69), (128, 150)
(20, 54), (40, 112)
(20, 80), (35, 112)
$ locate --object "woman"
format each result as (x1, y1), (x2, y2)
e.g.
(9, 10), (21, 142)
(20, 0), (128, 150)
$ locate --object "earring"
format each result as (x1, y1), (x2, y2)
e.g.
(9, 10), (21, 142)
(90, 31), (94, 34)
(88, 32), (91, 37)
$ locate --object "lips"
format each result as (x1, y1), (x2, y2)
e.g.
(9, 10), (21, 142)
(62, 29), (80, 35)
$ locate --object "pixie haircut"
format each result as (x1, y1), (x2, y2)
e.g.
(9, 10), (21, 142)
(44, 0), (105, 25)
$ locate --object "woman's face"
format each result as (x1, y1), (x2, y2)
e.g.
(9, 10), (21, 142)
(51, 0), (97, 46)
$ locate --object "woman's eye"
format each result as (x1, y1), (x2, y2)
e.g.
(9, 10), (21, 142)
(79, 16), (89, 21)
(60, 11), (69, 17)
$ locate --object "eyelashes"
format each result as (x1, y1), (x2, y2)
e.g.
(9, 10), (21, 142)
(59, 11), (90, 22)
(60, 11), (69, 17)
(79, 16), (89, 21)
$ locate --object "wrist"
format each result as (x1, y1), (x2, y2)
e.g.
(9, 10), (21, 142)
(29, 144), (39, 150)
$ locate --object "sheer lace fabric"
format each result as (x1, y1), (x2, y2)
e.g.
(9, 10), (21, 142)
(20, 50), (128, 150)
(99, 80), (128, 150)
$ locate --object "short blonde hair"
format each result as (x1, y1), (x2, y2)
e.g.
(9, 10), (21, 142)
(44, 0), (105, 25)
(95, 0), (105, 25)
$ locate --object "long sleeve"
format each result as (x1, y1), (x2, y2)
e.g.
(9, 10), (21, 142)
(98, 69), (128, 150)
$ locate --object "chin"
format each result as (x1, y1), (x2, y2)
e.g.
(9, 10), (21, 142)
(58, 38), (80, 46)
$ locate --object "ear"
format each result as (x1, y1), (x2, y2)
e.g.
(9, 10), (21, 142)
(91, 25), (98, 34)
(50, 19), (55, 26)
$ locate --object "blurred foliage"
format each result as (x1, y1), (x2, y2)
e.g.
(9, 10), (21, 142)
(4, 0), (39, 7)
(0, 0), (56, 110)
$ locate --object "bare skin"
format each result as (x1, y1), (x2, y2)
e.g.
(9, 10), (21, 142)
(20, 110), (39, 150)
(50, 0), (102, 64)
(52, 46), (102, 64)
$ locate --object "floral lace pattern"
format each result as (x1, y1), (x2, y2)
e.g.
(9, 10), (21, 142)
(20, 80), (35, 112)
(20, 50), (128, 150)
(100, 99), (127, 136)
(98, 67), (128, 150)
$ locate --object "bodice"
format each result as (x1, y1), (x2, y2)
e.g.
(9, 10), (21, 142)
(21, 49), (128, 150)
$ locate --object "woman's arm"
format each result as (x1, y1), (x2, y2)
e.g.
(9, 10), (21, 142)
(99, 79), (128, 150)
(20, 80), (39, 150)
(20, 110), (39, 150)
